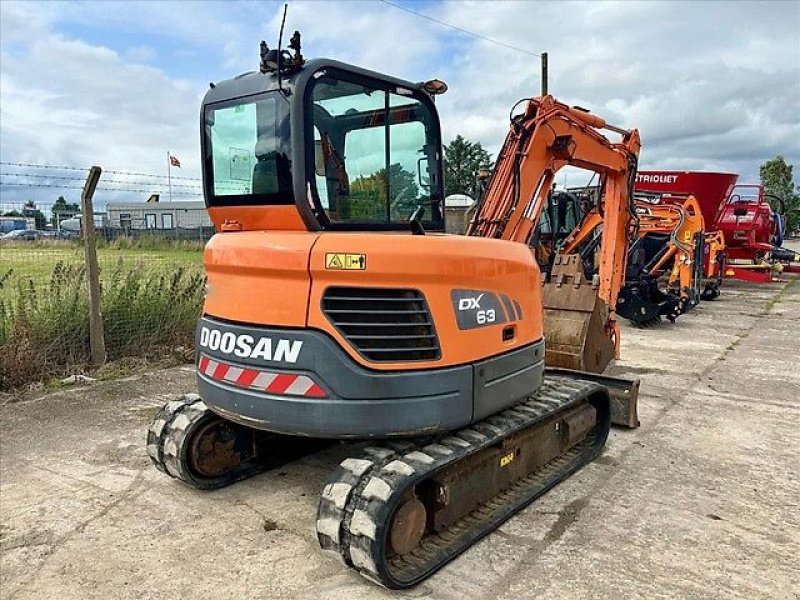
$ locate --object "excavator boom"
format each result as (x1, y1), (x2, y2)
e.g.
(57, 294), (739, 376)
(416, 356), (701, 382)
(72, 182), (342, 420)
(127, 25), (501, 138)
(469, 96), (641, 372)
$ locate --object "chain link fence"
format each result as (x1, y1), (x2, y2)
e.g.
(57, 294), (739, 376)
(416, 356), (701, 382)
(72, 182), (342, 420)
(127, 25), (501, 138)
(1, 187), (211, 391)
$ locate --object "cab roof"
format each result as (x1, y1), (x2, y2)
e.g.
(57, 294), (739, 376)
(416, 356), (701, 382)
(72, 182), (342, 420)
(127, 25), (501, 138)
(202, 58), (428, 106)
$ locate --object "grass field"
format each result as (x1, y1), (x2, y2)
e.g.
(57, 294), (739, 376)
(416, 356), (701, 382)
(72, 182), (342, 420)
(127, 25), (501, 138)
(0, 240), (205, 390)
(1, 242), (203, 293)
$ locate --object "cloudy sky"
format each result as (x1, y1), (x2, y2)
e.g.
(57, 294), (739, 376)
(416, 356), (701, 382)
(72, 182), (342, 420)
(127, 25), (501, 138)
(1, 0), (798, 208)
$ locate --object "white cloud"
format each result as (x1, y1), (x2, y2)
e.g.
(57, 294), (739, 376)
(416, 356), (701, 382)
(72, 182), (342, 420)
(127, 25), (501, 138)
(0, 0), (798, 209)
(428, 0), (800, 182)
(125, 45), (156, 64)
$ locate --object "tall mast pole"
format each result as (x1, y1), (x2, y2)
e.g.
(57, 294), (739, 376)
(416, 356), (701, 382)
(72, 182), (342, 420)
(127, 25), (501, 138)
(167, 151), (173, 202)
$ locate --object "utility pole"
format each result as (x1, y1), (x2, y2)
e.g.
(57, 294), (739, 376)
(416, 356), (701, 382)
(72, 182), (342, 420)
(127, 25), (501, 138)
(81, 166), (106, 366)
(541, 52), (548, 96)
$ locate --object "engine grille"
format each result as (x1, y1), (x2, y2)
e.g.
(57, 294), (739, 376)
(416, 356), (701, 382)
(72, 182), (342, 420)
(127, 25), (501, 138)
(322, 287), (441, 362)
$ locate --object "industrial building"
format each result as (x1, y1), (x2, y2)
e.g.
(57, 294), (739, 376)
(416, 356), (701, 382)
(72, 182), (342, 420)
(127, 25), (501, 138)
(104, 200), (211, 231)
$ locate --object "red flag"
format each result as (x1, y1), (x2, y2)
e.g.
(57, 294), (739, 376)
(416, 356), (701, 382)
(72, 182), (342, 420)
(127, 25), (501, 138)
(169, 154), (181, 168)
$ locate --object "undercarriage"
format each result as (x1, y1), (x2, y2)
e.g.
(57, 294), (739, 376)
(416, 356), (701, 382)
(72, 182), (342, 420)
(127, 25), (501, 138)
(148, 374), (621, 588)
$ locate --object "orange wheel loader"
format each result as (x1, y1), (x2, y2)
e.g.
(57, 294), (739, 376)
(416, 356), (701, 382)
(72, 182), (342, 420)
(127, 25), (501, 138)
(147, 35), (640, 589)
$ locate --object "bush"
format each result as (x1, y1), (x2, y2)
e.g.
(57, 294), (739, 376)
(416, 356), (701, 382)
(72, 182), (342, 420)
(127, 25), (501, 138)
(0, 260), (204, 391)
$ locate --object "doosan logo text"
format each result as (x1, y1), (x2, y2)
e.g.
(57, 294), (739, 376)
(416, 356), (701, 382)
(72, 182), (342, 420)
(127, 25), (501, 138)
(199, 327), (303, 363)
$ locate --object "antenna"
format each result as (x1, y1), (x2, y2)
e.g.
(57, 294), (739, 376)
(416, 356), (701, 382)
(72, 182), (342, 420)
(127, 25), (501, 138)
(277, 3), (288, 93)
(541, 52), (548, 95)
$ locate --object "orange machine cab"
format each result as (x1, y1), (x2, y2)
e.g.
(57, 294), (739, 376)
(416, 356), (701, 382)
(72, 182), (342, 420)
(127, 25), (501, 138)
(196, 57), (545, 438)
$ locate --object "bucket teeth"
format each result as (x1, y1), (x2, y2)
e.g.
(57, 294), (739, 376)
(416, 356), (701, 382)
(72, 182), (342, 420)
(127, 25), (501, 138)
(634, 315), (662, 328)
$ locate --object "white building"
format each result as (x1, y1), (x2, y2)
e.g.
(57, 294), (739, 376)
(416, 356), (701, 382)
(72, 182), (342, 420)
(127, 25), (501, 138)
(444, 194), (475, 234)
(105, 200), (211, 231)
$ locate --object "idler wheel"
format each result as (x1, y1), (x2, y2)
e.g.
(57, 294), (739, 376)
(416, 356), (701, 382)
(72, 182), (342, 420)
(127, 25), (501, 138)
(187, 418), (243, 478)
(389, 496), (427, 556)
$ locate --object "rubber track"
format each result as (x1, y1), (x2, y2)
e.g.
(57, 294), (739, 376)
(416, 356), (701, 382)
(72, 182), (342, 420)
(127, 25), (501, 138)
(146, 393), (270, 489)
(316, 375), (611, 589)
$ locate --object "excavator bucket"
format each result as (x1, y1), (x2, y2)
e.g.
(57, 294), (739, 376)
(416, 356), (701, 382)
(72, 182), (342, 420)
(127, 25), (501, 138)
(542, 254), (615, 374)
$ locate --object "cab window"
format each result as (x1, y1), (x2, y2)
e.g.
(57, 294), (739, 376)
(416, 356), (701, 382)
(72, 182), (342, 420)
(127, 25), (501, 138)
(309, 72), (442, 228)
(204, 92), (292, 206)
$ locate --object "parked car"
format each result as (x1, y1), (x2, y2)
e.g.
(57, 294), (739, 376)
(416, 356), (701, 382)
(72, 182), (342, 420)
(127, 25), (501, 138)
(0, 229), (43, 241)
(41, 229), (79, 240)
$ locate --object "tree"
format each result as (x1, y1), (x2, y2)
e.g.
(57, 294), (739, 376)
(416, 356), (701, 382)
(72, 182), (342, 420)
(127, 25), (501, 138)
(51, 195), (80, 227)
(443, 135), (492, 199)
(349, 163), (420, 219)
(760, 155), (800, 235)
(22, 200), (47, 230)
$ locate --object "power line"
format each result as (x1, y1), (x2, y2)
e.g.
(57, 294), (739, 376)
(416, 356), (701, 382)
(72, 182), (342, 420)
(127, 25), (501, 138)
(0, 161), (201, 181)
(379, 0), (541, 57)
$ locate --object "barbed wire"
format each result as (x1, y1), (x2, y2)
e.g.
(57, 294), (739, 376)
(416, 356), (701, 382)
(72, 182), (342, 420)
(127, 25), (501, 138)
(0, 181), (202, 197)
(0, 161), (201, 181)
(0, 172), (202, 189)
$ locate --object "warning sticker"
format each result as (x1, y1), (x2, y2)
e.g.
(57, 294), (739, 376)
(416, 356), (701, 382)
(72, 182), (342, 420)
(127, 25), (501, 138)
(325, 253), (366, 270)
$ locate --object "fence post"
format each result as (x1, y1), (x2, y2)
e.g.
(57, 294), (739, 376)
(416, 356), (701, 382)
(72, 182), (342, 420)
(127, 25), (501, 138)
(81, 166), (106, 366)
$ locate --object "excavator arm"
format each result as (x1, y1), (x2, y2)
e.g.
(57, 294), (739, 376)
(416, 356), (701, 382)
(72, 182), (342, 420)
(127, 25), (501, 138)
(468, 95), (640, 372)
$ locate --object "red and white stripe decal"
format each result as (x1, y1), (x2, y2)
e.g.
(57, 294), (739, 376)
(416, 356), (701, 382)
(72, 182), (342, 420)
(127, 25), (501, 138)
(197, 354), (326, 398)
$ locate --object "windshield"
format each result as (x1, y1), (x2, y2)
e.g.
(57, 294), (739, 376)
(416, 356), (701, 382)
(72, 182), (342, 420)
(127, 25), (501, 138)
(308, 71), (442, 228)
(203, 92), (292, 206)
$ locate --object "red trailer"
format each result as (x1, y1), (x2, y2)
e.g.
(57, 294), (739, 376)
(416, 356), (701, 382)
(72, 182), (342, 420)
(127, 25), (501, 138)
(635, 171), (737, 223)
(635, 171), (798, 282)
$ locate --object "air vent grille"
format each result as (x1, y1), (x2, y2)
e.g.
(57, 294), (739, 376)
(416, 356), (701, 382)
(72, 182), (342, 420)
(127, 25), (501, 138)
(322, 287), (441, 362)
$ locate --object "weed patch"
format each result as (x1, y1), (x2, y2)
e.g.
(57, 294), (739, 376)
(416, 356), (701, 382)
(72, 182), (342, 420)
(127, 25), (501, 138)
(0, 260), (204, 390)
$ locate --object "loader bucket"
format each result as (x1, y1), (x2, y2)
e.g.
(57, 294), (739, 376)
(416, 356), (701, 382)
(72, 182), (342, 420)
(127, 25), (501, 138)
(543, 255), (615, 374)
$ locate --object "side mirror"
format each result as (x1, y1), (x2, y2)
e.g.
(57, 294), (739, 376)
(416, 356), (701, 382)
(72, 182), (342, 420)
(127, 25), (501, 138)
(417, 157), (431, 190)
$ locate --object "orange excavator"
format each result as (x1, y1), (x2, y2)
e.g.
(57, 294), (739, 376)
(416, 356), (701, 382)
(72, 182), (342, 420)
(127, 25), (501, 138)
(468, 98), (640, 372)
(147, 36), (640, 588)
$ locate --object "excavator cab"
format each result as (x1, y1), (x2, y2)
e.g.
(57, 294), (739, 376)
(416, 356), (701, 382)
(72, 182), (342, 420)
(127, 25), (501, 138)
(202, 50), (445, 234)
(197, 44), (550, 440)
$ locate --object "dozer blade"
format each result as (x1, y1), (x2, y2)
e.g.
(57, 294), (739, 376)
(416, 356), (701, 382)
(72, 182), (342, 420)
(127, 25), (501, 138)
(542, 254), (615, 373)
(546, 367), (640, 429)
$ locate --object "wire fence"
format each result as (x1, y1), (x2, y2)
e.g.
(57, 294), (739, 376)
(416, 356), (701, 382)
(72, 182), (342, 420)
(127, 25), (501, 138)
(1, 167), (211, 391)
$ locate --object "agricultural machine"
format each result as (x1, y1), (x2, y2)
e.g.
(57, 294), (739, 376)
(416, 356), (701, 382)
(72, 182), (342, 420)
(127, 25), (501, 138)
(635, 171), (799, 283)
(716, 184), (799, 281)
(538, 186), (717, 326)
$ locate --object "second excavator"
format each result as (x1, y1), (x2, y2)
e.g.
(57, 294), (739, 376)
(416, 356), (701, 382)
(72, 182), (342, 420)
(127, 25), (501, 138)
(147, 36), (640, 588)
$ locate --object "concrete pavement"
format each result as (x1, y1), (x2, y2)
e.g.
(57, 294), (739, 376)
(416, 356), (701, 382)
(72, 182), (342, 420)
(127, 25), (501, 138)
(1, 276), (798, 599)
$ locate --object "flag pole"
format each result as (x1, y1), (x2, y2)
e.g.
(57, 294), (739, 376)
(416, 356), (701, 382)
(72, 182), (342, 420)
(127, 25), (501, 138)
(167, 151), (173, 202)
